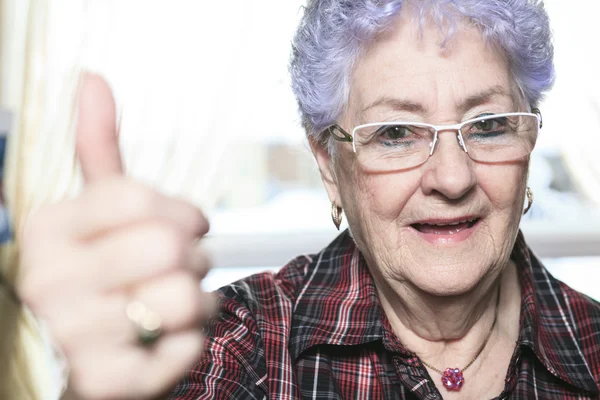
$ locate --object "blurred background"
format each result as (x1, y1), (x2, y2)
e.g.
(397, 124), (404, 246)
(0, 0), (598, 301)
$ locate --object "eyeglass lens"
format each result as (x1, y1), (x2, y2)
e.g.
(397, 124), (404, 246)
(352, 114), (538, 171)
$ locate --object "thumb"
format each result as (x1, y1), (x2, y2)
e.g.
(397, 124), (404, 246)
(76, 72), (124, 182)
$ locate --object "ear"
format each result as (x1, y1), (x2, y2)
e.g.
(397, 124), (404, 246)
(309, 137), (341, 205)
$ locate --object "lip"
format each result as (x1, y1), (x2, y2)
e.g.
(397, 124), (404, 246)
(411, 215), (480, 226)
(409, 216), (481, 245)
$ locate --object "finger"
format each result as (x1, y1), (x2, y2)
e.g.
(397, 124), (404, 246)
(86, 221), (211, 290)
(133, 271), (218, 332)
(76, 72), (124, 182)
(47, 275), (215, 352)
(77, 179), (210, 239)
(27, 180), (209, 241)
(22, 241), (210, 308)
(67, 330), (204, 400)
(22, 222), (206, 299)
(49, 278), (214, 339)
(81, 222), (209, 290)
(137, 330), (205, 397)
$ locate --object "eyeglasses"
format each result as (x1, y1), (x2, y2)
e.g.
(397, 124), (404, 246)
(325, 110), (543, 172)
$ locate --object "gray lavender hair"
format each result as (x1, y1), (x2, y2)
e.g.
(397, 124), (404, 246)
(290, 0), (555, 150)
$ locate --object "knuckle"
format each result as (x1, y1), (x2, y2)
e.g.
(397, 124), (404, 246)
(187, 245), (212, 277)
(18, 276), (40, 306)
(177, 274), (203, 319)
(150, 224), (188, 270)
(176, 200), (209, 238)
(195, 252), (211, 276)
(155, 271), (203, 324)
(195, 210), (210, 236)
(19, 269), (53, 307)
(120, 182), (159, 217)
(50, 320), (80, 354)
(21, 206), (55, 244)
(199, 248), (213, 268)
(19, 250), (79, 307)
(91, 178), (159, 220)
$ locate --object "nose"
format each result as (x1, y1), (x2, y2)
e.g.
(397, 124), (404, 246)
(421, 130), (477, 199)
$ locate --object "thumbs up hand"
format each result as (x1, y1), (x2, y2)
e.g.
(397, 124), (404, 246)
(18, 74), (216, 400)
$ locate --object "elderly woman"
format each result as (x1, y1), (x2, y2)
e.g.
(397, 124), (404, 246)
(171, 0), (600, 398)
(16, 0), (600, 399)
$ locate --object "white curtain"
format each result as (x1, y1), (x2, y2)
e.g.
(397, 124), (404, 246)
(0, 0), (295, 396)
(1, 0), (270, 220)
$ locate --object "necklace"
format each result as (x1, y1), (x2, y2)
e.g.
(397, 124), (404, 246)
(419, 284), (501, 392)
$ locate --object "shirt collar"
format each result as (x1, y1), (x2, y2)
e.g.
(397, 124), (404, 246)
(513, 232), (599, 394)
(289, 231), (384, 360)
(290, 230), (599, 394)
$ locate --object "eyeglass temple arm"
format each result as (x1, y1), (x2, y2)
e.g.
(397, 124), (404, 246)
(532, 108), (543, 129)
(325, 125), (353, 143)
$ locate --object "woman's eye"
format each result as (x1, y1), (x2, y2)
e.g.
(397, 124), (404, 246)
(475, 119), (495, 131)
(472, 117), (506, 132)
(377, 125), (411, 140)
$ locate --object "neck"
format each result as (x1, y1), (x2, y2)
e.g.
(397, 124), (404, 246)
(374, 261), (521, 367)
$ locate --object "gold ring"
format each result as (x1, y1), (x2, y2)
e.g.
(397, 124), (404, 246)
(125, 300), (163, 346)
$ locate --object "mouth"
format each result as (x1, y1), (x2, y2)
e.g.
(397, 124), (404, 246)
(411, 217), (480, 236)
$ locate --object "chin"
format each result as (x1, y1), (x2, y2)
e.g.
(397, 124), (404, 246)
(407, 260), (489, 297)
(411, 271), (486, 298)
(356, 214), (511, 297)
(397, 233), (501, 297)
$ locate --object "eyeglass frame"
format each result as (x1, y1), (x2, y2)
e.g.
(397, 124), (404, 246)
(324, 108), (543, 162)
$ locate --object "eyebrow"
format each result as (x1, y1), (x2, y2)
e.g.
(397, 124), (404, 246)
(360, 85), (513, 117)
(457, 85), (513, 113)
(361, 97), (425, 116)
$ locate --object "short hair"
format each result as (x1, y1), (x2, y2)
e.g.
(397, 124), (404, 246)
(290, 0), (555, 150)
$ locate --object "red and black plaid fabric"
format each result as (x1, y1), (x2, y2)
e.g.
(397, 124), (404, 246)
(170, 231), (600, 399)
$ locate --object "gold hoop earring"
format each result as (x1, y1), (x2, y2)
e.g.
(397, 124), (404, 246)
(523, 187), (534, 215)
(331, 202), (343, 230)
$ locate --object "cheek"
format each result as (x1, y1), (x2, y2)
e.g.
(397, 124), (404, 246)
(337, 160), (422, 224)
(475, 163), (528, 215)
(367, 174), (421, 222)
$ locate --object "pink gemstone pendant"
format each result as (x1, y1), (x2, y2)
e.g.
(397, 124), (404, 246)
(441, 368), (465, 391)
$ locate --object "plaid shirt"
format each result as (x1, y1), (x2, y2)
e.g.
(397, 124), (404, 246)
(171, 231), (600, 399)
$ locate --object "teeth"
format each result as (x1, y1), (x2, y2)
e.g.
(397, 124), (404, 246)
(429, 218), (476, 227)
